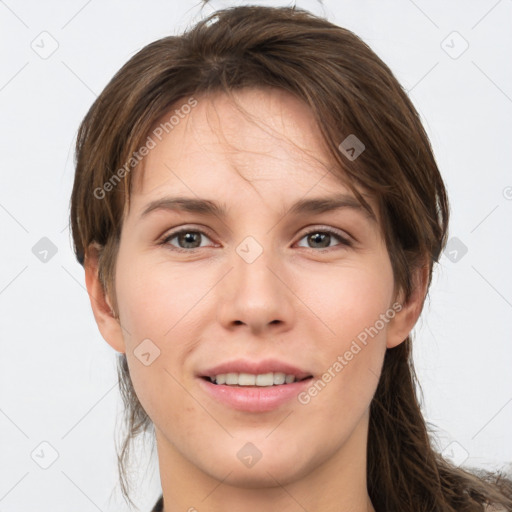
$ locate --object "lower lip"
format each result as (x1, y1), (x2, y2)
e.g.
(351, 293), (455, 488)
(197, 377), (314, 412)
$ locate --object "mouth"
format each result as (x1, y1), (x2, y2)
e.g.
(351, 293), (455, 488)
(201, 373), (313, 387)
(198, 358), (313, 384)
(196, 359), (315, 411)
(197, 373), (315, 412)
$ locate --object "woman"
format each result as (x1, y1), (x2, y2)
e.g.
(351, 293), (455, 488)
(69, 4), (512, 511)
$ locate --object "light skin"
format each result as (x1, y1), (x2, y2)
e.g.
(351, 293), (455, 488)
(85, 87), (428, 512)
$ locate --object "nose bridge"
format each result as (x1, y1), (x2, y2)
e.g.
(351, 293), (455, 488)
(233, 235), (283, 308)
(216, 234), (294, 333)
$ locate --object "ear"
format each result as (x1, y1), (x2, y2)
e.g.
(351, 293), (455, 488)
(84, 243), (126, 353)
(386, 261), (430, 349)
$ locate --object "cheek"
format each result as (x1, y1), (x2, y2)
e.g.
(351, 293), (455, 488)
(302, 261), (395, 343)
(296, 263), (393, 409)
(114, 252), (212, 419)
(297, 308), (388, 440)
(115, 251), (207, 342)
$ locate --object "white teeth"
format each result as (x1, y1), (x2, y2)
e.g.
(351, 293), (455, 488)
(238, 373), (256, 385)
(226, 373), (238, 385)
(273, 372), (286, 385)
(255, 372), (274, 386)
(209, 372), (299, 386)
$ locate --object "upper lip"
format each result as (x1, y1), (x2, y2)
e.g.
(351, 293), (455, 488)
(198, 359), (313, 381)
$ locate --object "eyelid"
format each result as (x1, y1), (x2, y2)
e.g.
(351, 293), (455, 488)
(159, 225), (216, 249)
(159, 224), (354, 251)
(296, 225), (353, 248)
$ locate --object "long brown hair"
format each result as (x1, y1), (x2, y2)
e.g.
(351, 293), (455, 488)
(69, 5), (512, 511)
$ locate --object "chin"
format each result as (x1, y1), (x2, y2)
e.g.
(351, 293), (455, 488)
(197, 441), (314, 488)
(207, 460), (306, 489)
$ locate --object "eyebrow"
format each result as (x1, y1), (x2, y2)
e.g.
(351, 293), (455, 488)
(139, 194), (376, 222)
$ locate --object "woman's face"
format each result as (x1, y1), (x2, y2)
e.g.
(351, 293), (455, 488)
(100, 87), (410, 488)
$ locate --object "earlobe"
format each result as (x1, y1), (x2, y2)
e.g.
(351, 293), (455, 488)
(84, 243), (126, 353)
(386, 263), (429, 349)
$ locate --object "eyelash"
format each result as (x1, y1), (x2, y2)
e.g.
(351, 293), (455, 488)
(159, 226), (353, 253)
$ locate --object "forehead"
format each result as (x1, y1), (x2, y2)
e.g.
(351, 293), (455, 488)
(133, 89), (329, 186)
(127, 87), (377, 222)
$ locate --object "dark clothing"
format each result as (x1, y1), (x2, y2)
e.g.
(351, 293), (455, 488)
(151, 494), (163, 511)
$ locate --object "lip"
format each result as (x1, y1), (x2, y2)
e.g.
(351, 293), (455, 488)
(197, 375), (314, 412)
(196, 358), (314, 413)
(198, 358), (312, 382)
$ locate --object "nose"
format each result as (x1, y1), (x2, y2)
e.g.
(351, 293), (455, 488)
(216, 244), (295, 336)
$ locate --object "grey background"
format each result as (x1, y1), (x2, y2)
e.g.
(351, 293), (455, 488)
(0, 0), (511, 510)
